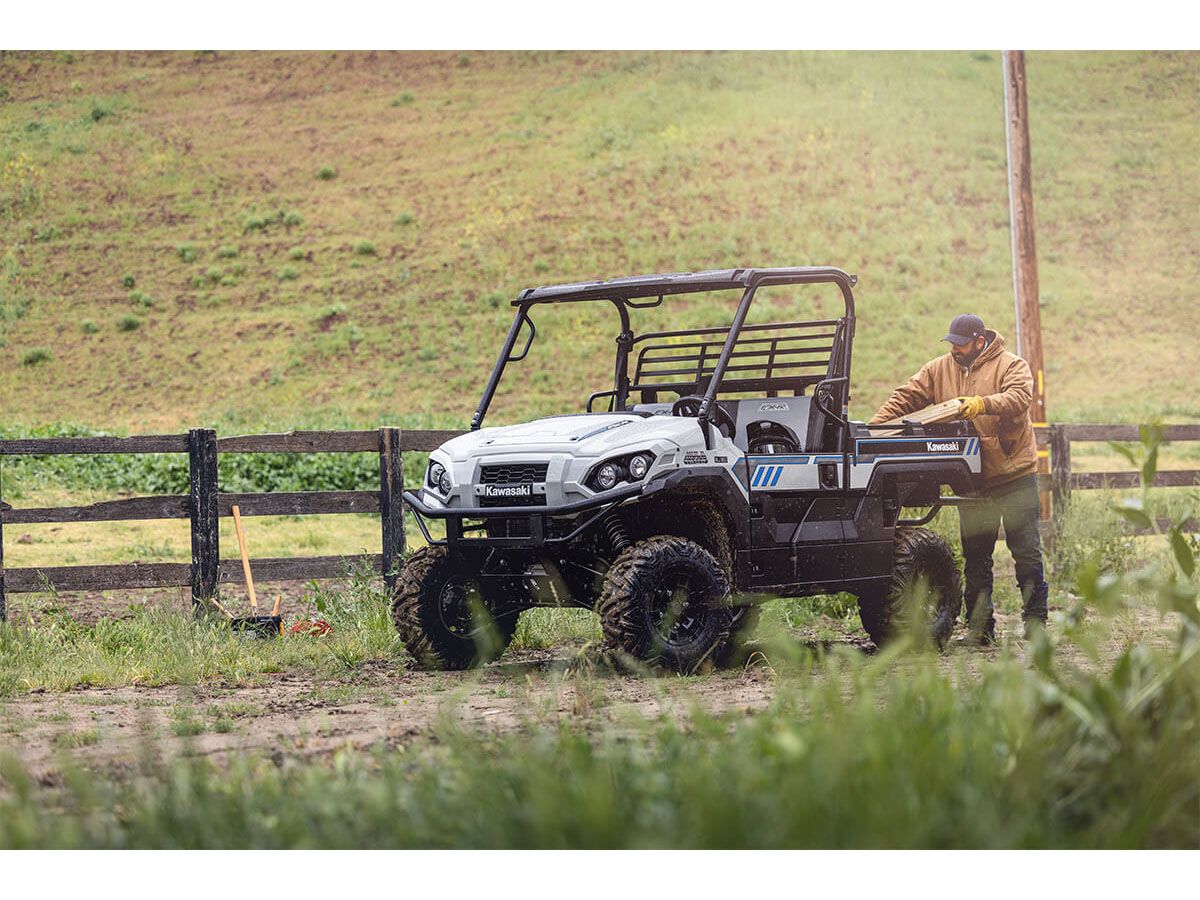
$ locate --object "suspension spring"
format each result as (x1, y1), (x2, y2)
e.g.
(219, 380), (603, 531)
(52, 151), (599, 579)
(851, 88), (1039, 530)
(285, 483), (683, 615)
(601, 511), (632, 555)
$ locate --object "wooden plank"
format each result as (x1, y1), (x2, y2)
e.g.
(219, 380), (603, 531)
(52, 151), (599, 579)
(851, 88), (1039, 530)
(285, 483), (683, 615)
(217, 491), (380, 517)
(3, 495), (189, 525)
(401, 429), (465, 452)
(876, 399), (962, 429)
(1061, 424), (1200, 442)
(216, 430), (379, 453)
(0, 434), (189, 456)
(5, 562), (192, 593)
(5, 555), (383, 594)
(379, 427), (405, 594)
(1071, 470), (1200, 489)
(217, 554), (382, 585)
(189, 429), (220, 607)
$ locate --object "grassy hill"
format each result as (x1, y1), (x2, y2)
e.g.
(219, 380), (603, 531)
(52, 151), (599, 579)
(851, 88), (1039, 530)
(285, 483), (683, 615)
(1, 50), (1197, 434)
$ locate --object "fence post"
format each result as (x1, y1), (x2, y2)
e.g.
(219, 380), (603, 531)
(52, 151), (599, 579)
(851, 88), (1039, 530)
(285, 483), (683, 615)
(0, 458), (6, 623)
(379, 427), (405, 595)
(188, 428), (219, 611)
(1049, 424), (1072, 534)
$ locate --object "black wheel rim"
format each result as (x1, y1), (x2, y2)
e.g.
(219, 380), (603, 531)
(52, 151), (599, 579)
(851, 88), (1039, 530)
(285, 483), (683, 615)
(646, 565), (712, 648)
(436, 579), (490, 640)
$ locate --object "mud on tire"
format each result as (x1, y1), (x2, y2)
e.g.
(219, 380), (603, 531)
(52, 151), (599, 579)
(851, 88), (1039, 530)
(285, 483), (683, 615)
(390, 545), (524, 670)
(857, 527), (962, 650)
(597, 535), (734, 672)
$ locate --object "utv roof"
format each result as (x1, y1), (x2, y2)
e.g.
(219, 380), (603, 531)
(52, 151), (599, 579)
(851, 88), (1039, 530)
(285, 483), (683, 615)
(515, 266), (857, 305)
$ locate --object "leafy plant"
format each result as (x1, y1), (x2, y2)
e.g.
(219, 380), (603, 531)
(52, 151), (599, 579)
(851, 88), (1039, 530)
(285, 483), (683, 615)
(22, 347), (52, 366)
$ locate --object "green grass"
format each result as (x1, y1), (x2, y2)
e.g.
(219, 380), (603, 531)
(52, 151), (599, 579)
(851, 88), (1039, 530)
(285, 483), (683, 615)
(0, 51), (1195, 432)
(0, 566), (402, 695)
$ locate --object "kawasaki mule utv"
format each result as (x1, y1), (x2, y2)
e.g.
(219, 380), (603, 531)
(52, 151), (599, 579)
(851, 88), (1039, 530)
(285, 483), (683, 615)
(398, 267), (981, 671)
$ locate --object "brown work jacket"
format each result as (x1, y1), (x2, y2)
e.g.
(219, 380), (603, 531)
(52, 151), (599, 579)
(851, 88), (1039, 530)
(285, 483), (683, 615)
(869, 329), (1038, 490)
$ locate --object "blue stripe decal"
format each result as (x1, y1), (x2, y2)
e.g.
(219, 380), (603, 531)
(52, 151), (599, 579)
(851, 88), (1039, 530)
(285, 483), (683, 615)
(770, 466), (783, 487)
(751, 466), (762, 487)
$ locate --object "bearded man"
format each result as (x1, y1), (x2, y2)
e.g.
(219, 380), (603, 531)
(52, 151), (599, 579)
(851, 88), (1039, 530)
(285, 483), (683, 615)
(870, 314), (1049, 643)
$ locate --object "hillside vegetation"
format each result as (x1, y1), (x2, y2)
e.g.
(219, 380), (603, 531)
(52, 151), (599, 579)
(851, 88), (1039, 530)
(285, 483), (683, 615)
(1, 51), (1197, 434)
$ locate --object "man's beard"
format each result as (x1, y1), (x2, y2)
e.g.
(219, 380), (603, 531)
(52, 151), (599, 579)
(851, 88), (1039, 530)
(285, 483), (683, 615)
(954, 344), (984, 368)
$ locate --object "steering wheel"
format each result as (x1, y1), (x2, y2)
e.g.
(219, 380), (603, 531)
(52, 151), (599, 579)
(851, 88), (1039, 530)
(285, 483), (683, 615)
(671, 395), (736, 438)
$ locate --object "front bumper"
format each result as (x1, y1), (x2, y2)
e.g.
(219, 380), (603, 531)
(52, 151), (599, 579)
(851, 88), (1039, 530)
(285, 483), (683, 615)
(402, 483), (646, 547)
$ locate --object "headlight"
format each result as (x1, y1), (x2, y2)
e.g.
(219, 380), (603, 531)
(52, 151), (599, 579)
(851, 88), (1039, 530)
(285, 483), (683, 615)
(428, 462), (446, 490)
(595, 463), (619, 491)
(438, 469), (453, 494)
(628, 454), (651, 480)
(588, 452), (655, 492)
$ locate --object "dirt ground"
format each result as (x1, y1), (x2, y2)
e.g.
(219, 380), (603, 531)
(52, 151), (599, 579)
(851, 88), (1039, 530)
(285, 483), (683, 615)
(1, 592), (1174, 781)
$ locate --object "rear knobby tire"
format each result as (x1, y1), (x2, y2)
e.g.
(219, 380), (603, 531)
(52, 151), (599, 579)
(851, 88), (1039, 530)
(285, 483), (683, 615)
(390, 545), (523, 670)
(858, 527), (962, 650)
(597, 535), (734, 673)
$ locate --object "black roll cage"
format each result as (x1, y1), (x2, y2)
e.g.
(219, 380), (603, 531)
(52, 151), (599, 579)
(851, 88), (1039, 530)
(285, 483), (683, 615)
(469, 267), (858, 442)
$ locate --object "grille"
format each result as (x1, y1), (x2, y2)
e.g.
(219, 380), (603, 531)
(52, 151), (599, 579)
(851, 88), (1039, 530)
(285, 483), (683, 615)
(479, 494), (547, 508)
(480, 463), (549, 485)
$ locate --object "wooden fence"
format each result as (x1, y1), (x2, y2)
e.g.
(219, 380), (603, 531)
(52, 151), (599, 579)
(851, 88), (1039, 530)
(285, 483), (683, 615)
(0, 423), (1197, 621)
(0, 428), (459, 621)
(1041, 423), (1200, 534)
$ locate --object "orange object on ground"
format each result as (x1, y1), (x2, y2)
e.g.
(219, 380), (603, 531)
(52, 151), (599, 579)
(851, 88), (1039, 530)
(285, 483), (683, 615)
(290, 619), (333, 637)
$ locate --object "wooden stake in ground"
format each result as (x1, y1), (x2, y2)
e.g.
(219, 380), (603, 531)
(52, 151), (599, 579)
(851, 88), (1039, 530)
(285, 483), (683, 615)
(230, 504), (258, 612)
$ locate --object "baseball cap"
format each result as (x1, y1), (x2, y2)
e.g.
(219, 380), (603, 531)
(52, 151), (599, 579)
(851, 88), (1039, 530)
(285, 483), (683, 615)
(942, 314), (986, 346)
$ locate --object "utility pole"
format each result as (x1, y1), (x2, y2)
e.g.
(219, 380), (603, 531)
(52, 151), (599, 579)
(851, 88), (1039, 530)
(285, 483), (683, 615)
(1003, 50), (1050, 518)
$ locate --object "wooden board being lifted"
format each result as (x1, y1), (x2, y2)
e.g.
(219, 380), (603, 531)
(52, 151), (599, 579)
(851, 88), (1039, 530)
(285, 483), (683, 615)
(871, 399), (964, 435)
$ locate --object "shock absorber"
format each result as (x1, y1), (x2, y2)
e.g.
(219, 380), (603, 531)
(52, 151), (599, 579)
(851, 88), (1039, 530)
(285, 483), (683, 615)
(601, 510), (632, 555)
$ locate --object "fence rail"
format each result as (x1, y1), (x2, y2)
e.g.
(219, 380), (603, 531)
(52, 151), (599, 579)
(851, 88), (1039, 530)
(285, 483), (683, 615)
(1, 423), (1198, 620)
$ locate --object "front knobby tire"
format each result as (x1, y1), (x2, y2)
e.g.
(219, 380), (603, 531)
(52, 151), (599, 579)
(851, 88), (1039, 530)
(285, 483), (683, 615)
(858, 527), (962, 650)
(597, 535), (734, 673)
(390, 545), (523, 670)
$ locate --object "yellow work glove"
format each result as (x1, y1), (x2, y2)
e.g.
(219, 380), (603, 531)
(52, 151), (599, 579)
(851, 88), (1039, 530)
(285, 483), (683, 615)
(957, 396), (985, 420)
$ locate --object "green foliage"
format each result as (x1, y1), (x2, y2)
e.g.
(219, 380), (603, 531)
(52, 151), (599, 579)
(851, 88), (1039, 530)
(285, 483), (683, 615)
(117, 315), (141, 332)
(0, 423), (388, 495)
(216, 245), (239, 259)
(121, 274), (135, 288)
(394, 212), (414, 226)
(484, 290), (506, 309)
(277, 265), (300, 282)
(80, 319), (99, 334)
(287, 247), (307, 261)
(353, 240), (375, 256)
(175, 243), (198, 262)
(390, 92), (415, 107)
(316, 166), (337, 181)
(127, 290), (153, 309)
(21, 347), (52, 366)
